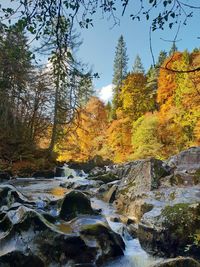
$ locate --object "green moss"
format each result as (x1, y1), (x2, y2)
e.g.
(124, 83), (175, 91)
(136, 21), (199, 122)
(80, 223), (108, 235)
(193, 169), (200, 185)
(151, 159), (169, 189)
(161, 203), (200, 240)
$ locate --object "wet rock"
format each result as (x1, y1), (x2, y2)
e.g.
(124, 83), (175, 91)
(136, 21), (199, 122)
(127, 223), (138, 238)
(0, 172), (11, 183)
(80, 222), (125, 265)
(32, 170), (55, 179)
(167, 147), (200, 172)
(0, 184), (34, 209)
(88, 173), (119, 184)
(114, 159), (169, 220)
(68, 156), (112, 173)
(138, 199), (200, 258)
(150, 257), (200, 267)
(0, 251), (45, 267)
(103, 184), (118, 203)
(0, 205), (124, 266)
(59, 191), (96, 220)
(55, 166), (64, 177)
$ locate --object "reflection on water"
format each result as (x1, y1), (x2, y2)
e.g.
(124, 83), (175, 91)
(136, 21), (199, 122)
(56, 222), (73, 234)
(49, 187), (68, 197)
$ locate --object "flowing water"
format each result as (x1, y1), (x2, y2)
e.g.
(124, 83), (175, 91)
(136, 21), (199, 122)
(9, 165), (161, 267)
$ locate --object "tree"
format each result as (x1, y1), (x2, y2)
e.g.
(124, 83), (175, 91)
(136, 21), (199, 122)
(169, 42), (178, 56)
(145, 65), (158, 111)
(119, 73), (147, 121)
(1, 1), (199, 75)
(112, 35), (129, 117)
(156, 50), (168, 67)
(0, 24), (33, 160)
(56, 97), (108, 162)
(131, 113), (163, 159)
(132, 54), (144, 74)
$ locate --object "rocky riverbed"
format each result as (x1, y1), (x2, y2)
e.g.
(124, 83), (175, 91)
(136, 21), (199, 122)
(0, 147), (200, 266)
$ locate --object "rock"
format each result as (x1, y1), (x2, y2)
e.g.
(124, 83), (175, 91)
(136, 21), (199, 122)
(32, 170), (55, 179)
(167, 147), (200, 172)
(0, 171), (11, 183)
(0, 251), (45, 267)
(138, 194), (200, 258)
(150, 257), (200, 267)
(103, 184), (118, 203)
(68, 156), (112, 173)
(127, 223), (138, 238)
(114, 158), (170, 220)
(0, 184), (34, 209)
(88, 173), (119, 184)
(59, 191), (96, 220)
(55, 166), (64, 177)
(80, 222), (125, 265)
(0, 204), (124, 266)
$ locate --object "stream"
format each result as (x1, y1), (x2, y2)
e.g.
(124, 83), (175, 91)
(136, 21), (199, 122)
(6, 165), (161, 267)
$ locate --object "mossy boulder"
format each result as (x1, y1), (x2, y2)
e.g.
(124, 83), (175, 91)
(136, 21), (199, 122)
(138, 202), (200, 258)
(150, 257), (200, 267)
(59, 191), (96, 220)
(113, 159), (170, 219)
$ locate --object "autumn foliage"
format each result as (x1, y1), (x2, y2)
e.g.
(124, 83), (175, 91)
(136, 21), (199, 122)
(56, 50), (200, 163)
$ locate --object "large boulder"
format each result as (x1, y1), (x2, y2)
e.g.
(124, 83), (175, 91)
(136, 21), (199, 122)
(138, 187), (200, 258)
(150, 257), (200, 267)
(0, 252), (45, 267)
(59, 190), (97, 220)
(0, 204), (124, 266)
(167, 147), (200, 172)
(113, 159), (170, 220)
(88, 172), (119, 184)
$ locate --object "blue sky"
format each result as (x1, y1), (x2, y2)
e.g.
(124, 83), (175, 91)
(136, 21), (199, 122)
(1, 0), (200, 102)
(75, 4), (200, 102)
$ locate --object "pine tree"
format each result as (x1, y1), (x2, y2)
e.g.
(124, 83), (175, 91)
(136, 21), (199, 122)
(132, 54), (145, 74)
(112, 35), (128, 86)
(112, 35), (128, 118)
(156, 50), (167, 67)
(169, 42), (178, 56)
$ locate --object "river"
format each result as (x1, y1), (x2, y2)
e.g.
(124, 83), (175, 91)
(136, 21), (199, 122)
(7, 165), (161, 267)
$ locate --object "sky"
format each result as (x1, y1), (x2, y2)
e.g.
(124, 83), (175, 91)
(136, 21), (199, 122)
(1, 0), (200, 103)
(74, 2), (200, 102)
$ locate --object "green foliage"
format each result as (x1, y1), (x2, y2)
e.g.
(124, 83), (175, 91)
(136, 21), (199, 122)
(131, 114), (163, 159)
(132, 54), (145, 74)
(112, 35), (128, 118)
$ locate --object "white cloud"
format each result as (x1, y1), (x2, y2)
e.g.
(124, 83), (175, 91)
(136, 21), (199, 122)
(97, 84), (114, 103)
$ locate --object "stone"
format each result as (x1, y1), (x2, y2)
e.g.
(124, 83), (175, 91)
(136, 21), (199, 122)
(59, 191), (96, 220)
(0, 171), (11, 183)
(150, 257), (200, 267)
(138, 196), (200, 258)
(88, 173), (119, 184)
(167, 147), (200, 172)
(103, 184), (118, 203)
(114, 158), (169, 220)
(0, 251), (45, 267)
(32, 170), (55, 179)
(0, 203), (124, 266)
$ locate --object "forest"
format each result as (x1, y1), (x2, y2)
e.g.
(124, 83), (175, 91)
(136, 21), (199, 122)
(0, 0), (199, 175)
(0, 26), (200, 175)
